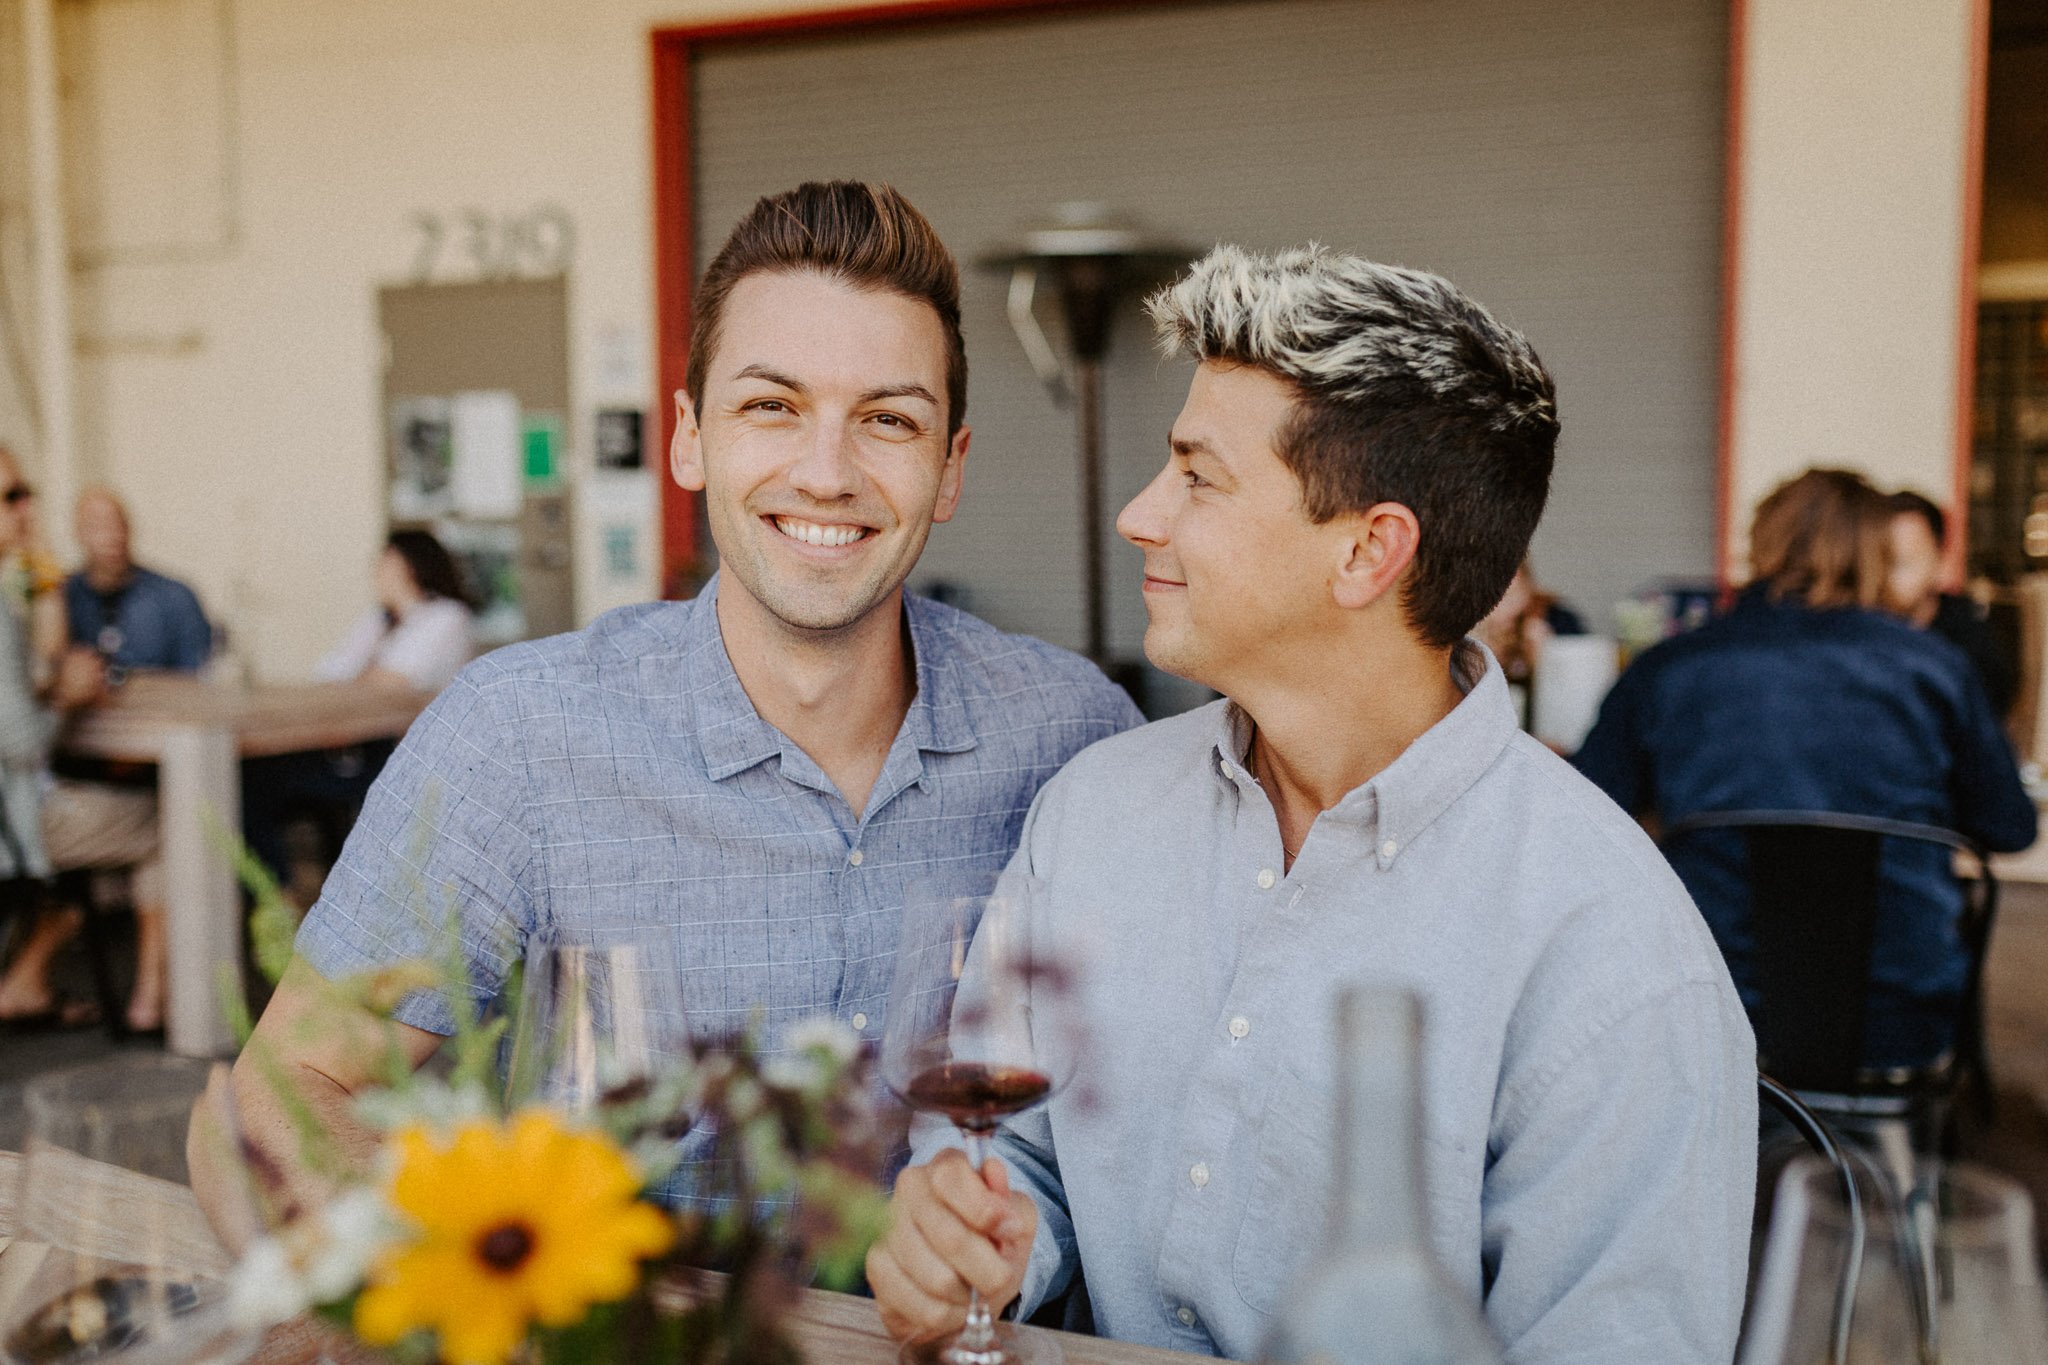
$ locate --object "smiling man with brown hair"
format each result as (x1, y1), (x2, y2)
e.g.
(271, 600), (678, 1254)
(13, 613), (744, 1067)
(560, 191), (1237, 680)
(190, 181), (1141, 1233)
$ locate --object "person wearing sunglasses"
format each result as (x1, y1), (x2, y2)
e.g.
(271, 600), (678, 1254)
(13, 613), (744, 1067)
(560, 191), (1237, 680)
(0, 450), (164, 1031)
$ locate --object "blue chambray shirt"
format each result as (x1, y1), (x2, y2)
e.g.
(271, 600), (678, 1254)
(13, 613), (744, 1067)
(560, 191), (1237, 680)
(295, 574), (1142, 1206)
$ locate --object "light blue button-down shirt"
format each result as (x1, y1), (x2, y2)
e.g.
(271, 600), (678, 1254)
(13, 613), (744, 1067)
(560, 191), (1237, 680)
(296, 574), (1142, 1205)
(917, 643), (1756, 1362)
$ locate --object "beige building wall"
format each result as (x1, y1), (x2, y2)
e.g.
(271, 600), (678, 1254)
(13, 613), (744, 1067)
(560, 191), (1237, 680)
(0, 0), (922, 682)
(1726, 0), (1981, 574)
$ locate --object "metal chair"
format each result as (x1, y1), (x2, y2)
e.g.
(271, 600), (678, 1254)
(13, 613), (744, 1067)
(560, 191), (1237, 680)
(1756, 1074), (1866, 1365)
(1669, 811), (1992, 1364)
(0, 800), (125, 1036)
(1659, 809), (1997, 1154)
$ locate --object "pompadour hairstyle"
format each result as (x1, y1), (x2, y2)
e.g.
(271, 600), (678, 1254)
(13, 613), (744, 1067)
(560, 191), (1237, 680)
(688, 181), (967, 437)
(1146, 245), (1560, 648)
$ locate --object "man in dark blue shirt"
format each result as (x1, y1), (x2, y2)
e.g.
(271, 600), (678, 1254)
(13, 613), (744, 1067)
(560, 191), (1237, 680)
(64, 488), (211, 676)
(1575, 470), (2036, 1068)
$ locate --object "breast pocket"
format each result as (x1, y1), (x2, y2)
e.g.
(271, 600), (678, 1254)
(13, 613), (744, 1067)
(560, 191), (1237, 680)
(1229, 1057), (1337, 1319)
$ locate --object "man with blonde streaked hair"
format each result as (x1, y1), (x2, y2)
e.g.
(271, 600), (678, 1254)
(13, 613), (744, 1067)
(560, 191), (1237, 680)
(872, 245), (1755, 1361)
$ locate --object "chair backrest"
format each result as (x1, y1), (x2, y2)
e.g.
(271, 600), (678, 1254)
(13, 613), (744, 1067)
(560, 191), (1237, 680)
(1661, 810), (1994, 1091)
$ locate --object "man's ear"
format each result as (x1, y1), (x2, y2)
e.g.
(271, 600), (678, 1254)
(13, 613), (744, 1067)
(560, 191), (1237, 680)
(930, 425), (972, 525)
(1331, 502), (1421, 612)
(670, 390), (705, 492)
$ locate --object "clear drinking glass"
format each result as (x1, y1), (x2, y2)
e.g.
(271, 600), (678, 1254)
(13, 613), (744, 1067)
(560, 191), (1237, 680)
(881, 878), (1073, 1365)
(1, 1055), (257, 1365)
(1740, 1155), (2048, 1365)
(503, 935), (692, 1112)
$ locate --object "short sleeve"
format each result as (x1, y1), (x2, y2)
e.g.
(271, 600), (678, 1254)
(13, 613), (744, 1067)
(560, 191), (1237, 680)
(294, 667), (539, 1033)
(167, 582), (213, 672)
(375, 602), (476, 693)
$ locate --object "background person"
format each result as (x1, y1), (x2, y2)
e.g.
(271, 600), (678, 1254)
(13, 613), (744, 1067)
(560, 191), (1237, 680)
(1886, 489), (2018, 718)
(64, 487), (212, 677)
(0, 451), (162, 1031)
(1474, 558), (1586, 728)
(313, 530), (477, 693)
(242, 530), (478, 897)
(1575, 468), (2036, 1070)
(18, 485), (208, 1032)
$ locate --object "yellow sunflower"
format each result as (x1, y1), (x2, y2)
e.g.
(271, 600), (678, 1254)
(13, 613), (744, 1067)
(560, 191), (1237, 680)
(354, 1109), (674, 1365)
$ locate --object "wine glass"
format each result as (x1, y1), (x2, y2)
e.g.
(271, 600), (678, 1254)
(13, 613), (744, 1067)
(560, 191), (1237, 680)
(881, 876), (1073, 1365)
(504, 934), (692, 1112)
(2, 1054), (258, 1365)
(1740, 1155), (2048, 1364)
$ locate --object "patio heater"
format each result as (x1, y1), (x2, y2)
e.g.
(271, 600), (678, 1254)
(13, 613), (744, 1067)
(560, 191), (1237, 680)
(981, 206), (1191, 666)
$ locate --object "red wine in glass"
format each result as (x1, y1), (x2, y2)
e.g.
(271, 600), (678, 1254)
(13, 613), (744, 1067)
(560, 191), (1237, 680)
(882, 879), (1070, 1365)
(900, 1061), (1052, 1133)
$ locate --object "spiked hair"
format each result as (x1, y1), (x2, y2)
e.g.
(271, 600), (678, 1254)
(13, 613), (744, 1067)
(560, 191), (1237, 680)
(1147, 245), (1559, 648)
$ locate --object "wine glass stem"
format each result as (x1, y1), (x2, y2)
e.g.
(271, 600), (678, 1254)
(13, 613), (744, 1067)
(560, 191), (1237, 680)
(950, 1128), (1003, 1365)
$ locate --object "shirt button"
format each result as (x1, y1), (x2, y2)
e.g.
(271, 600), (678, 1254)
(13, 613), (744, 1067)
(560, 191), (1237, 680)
(1380, 839), (1398, 859)
(1176, 1306), (1197, 1326)
(1189, 1162), (1210, 1188)
(1255, 868), (1276, 890)
(848, 849), (864, 867)
(1228, 1016), (1250, 1039)
(852, 1012), (869, 1030)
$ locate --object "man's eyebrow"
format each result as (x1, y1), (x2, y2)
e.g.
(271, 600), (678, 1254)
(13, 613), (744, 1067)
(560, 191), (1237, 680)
(730, 364), (809, 392)
(1171, 435), (1218, 460)
(858, 382), (940, 408)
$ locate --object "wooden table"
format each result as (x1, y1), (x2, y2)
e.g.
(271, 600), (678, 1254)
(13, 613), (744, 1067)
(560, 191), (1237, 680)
(0, 1151), (1198, 1365)
(59, 676), (429, 1058)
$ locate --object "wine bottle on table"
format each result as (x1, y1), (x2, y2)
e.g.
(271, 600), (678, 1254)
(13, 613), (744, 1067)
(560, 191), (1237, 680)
(1257, 987), (1503, 1365)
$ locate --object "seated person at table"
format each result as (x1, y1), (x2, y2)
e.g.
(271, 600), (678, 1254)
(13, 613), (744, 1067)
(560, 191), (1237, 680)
(870, 246), (1756, 1362)
(1885, 489), (2018, 718)
(314, 529), (477, 694)
(240, 530), (479, 896)
(10, 485), (208, 1029)
(0, 453), (165, 1031)
(1575, 468), (2036, 1070)
(64, 487), (212, 676)
(188, 181), (1141, 1238)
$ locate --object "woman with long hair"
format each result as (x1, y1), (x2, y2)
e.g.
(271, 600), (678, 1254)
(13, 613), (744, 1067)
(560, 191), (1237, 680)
(315, 529), (478, 693)
(244, 530), (478, 898)
(1575, 468), (2036, 1069)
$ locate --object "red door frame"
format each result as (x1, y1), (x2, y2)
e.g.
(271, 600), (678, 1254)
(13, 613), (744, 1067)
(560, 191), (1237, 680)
(648, 0), (1178, 593)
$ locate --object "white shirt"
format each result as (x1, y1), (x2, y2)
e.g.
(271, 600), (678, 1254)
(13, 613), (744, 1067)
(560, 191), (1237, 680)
(912, 642), (1756, 1363)
(315, 598), (474, 693)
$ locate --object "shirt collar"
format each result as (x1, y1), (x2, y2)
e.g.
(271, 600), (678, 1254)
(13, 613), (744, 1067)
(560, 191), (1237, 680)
(1209, 638), (1518, 869)
(684, 573), (979, 783)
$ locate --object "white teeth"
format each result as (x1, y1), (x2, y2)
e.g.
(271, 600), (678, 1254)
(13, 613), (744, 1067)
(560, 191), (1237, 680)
(774, 516), (867, 548)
